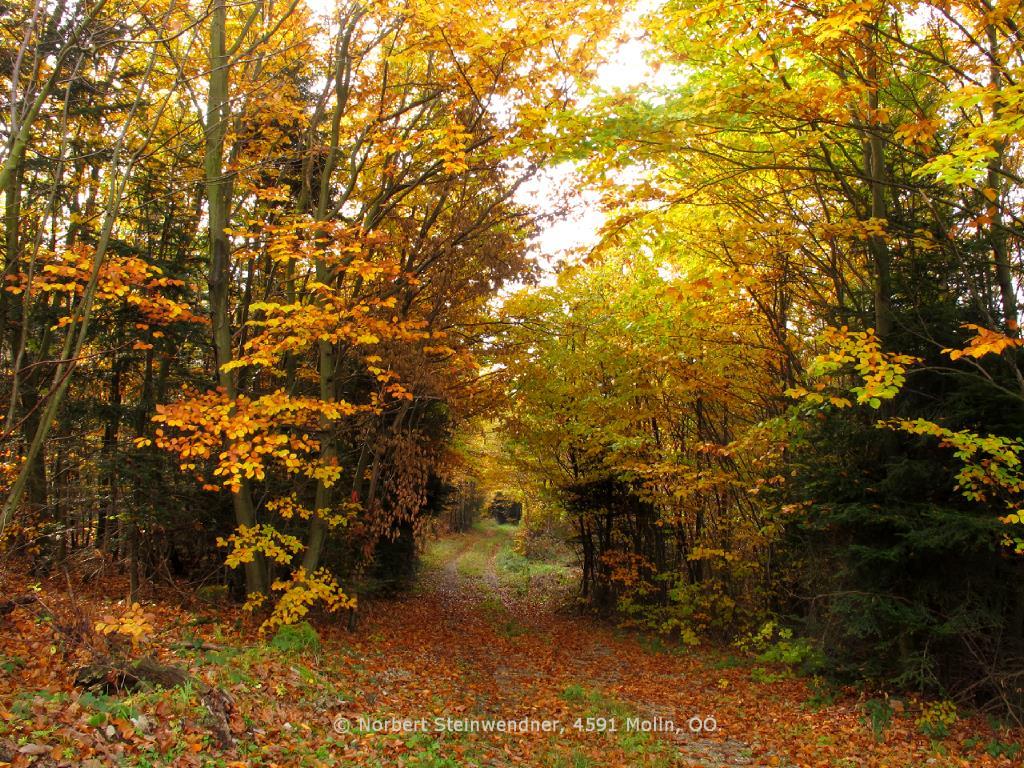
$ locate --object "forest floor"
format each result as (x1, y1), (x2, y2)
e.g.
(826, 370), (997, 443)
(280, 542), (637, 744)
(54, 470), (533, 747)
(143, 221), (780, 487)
(1, 520), (1022, 767)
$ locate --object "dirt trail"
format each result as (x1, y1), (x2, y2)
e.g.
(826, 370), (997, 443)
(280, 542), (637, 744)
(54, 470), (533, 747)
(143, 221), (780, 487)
(5, 522), (1004, 766)
(2, 523), (1014, 767)
(326, 521), (1015, 767)
(339, 522), (774, 767)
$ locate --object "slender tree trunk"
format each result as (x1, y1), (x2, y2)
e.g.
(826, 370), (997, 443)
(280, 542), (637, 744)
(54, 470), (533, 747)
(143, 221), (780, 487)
(204, 0), (267, 596)
(301, 14), (365, 574)
(2, 158), (22, 366)
(99, 350), (124, 552)
(864, 32), (892, 339)
(986, 25), (1017, 333)
(127, 520), (140, 603)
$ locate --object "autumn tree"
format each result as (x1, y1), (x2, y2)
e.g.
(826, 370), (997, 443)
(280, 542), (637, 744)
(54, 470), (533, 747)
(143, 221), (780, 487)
(1, 0), (211, 587)
(495, 241), (785, 638)
(0, 0), (622, 626)
(497, 0), (1024, 704)
(73, 0), (622, 624)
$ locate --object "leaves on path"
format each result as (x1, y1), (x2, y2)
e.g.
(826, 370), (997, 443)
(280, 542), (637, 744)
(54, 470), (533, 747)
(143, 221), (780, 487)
(1, 526), (1021, 766)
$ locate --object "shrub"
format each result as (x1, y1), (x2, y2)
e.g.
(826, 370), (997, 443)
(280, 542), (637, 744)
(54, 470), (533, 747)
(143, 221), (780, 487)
(862, 698), (894, 743)
(737, 620), (824, 673)
(270, 621), (320, 655)
(916, 700), (957, 740)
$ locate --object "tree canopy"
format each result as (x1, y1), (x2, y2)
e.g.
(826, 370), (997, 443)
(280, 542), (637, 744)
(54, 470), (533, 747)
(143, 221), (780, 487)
(3, 0), (1024, 736)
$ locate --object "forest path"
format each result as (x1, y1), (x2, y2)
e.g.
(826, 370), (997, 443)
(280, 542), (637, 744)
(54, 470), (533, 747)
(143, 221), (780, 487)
(1, 523), (978, 767)
(330, 520), (778, 767)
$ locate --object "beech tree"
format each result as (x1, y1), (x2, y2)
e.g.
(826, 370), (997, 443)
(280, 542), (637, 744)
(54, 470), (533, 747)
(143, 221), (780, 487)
(1, 0), (621, 624)
(3, 0), (1023, 716)
(502, 0), (1024, 703)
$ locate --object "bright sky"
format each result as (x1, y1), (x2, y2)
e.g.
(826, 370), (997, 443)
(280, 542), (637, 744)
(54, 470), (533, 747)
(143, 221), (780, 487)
(514, 8), (661, 273)
(303, 0), (663, 275)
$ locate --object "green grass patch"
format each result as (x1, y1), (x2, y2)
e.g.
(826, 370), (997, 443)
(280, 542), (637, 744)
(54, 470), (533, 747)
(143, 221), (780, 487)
(557, 684), (676, 766)
(0, 655), (26, 674)
(455, 547), (492, 578)
(420, 537), (461, 570)
(270, 621), (321, 655)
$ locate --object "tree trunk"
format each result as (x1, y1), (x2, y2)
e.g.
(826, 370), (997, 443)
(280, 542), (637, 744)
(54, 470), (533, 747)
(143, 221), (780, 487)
(204, 0), (267, 596)
(864, 32), (892, 339)
(986, 25), (1017, 333)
